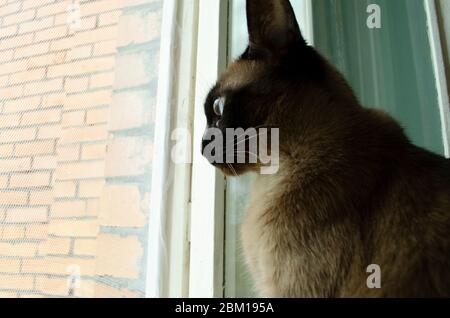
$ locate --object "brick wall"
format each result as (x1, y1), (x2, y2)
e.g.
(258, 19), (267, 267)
(0, 0), (161, 298)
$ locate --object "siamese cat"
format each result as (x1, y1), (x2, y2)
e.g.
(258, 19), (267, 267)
(202, 0), (450, 297)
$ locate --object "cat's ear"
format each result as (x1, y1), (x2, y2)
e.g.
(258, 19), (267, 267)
(246, 0), (304, 54)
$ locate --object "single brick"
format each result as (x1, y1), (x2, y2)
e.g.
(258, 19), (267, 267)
(0, 60), (27, 76)
(14, 43), (50, 59)
(78, 180), (105, 198)
(35, 277), (95, 297)
(54, 181), (77, 198)
(0, 127), (36, 143)
(65, 77), (89, 94)
(81, 143), (107, 160)
(35, 25), (68, 42)
(29, 190), (53, 206)
(10, 68), (46, 85)
(1, 226), (26, 240)
(0, 85), (24, 100)
(0, 50), (14, 64)
(23, 257), (96, 276)
(0, 275), (34, 290)
(0, 144), (14, 158)
(99, 185), (146, 227)
(48, 57), (115, 78)
(42, 93), (65, 108)
(19, 16), (54, 34)
(0, 158), (31, 173)
(75, 26), (119, 46)
(0, 242), (38, 257)
(3, 10), (35, 26)
(0, 259), (21, 273)
(93, 40), (117, 56)
(94, 283), (140, 298)
(0, 114), (21, 129)
(57, 145), (80, 162)
(73, 239), (97, 256)
(14, 140), (55, 157)
(0, 2), (21, 16)
(25, 224), (48, 240)
(38, 125), (61, 140)
(90, 71), (115, 89)
(65, 90), (112, 110)
(51, 200), (86, 218)
(39, 237), (71, 255)
(5, 208), (48, 224)
(62, 110), (86, 127)
(0, 74), (8, 87)
(67, 45), (93, 61)
(110, 90), (153, 131)
(23, 78), (63, 96)
(96, 234), (143, 279)
(77, 16), (98, 32)
(21, 108), (62, 126)
(55, 161), (105, 180)
(3, 96), (41, 113)
(34, 277), (70, 297)
(48, 220), (99, 238)
(86, 108), (110, 125)
(0, 25), (18, 38)
(0, 191), (28, 206)
(61, 125), (108, 144)
(36, 1), (69, 18)
(85, 199), (99, 216)
(23, 0), (55, 10)
(53, 12), (67, 26)
(50, 37), (73, 51)
(117, 11), (161, 47)
(114, 51), (157, 90)
(10, 172), (51, 188)
(105, 136), (152, 178)
(27, 52), (66, 69)
(33, 155), (57, 170)
(81, 0), (122, 17)
(0, 175), (8, 187)
(98, 11), (121, 26)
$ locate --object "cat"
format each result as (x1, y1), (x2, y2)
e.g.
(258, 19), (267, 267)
(202, 0), (450, 297)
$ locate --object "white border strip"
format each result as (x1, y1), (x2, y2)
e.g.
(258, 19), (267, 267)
(145, 0), (178, 298)
(425, 0), (450, 157)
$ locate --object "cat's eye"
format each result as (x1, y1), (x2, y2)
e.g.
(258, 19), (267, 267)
(213, 97), (225, 116)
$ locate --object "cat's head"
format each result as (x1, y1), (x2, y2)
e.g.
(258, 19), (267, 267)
(201, 0), (350, 176)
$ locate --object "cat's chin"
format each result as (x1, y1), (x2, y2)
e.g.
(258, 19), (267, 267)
(216, 164), (255, 177)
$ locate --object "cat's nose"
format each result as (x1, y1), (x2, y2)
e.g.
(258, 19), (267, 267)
(201, 138), (209, 155)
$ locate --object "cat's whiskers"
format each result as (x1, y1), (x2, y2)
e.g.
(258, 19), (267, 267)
(224, 130), (268, 151)
(227, 163), (238, 176)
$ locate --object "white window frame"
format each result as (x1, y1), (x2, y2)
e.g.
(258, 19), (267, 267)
(148, 0), (450, 299)
(188, 0), (229, 298)
(425, 0), (450, 157)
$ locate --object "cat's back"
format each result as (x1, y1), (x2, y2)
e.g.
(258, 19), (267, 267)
(363, 145), (450, 297)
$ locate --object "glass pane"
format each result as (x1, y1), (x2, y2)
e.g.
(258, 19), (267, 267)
(224, 0), (256, 298)
(0, 1), (162, 298)
(312, 0), (444, 155)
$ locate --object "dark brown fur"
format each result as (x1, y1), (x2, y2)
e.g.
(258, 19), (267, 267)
(202, 0), (450, 297)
